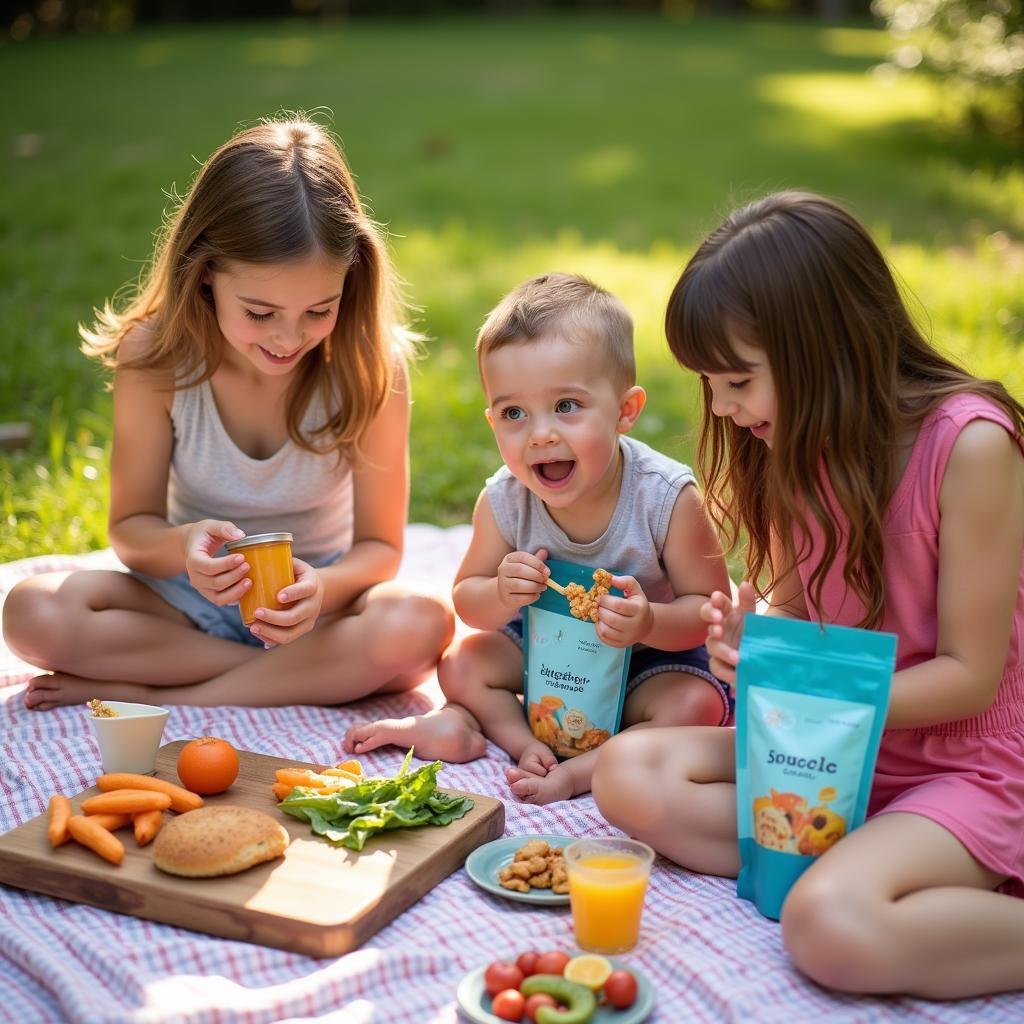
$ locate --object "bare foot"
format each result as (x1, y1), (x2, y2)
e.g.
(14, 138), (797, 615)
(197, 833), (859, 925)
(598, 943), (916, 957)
(516, 740), (558, 777)
(23, 673), (61, 711)
(509, 765), (576, 805)
(23, 672), (137, 711)
(504, 765), (536, 786)
(343, 706), (487, 763)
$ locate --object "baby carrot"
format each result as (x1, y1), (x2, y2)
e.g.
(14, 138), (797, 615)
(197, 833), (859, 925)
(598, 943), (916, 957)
(81, 790), (171, 816)
(67, 815), (124, 865)
(88, 813), (132, 832)
(133, 809), (164, 847)
(47, 795), (72, 847)
(96, 773), (203, 813)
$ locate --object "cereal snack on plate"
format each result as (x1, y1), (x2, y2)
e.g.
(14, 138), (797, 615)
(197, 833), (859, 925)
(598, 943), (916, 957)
(498, 839), (570, 894)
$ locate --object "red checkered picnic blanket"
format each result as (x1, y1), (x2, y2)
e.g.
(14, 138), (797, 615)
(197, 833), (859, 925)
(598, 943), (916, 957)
(1, 526), (1021, 1023)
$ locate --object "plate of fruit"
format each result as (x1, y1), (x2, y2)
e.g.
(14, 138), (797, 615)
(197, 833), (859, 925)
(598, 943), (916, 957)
(456, 948), (653, 1023)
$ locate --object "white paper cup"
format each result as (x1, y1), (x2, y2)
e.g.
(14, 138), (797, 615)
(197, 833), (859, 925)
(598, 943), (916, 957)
(87, 701), (169, 775)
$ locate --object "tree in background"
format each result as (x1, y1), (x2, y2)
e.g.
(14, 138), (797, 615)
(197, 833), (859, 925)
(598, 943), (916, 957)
(873, 0), (1024, 135)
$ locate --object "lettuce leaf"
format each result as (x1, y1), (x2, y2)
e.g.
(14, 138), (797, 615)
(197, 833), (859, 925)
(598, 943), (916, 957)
(279, 749), (474, 851)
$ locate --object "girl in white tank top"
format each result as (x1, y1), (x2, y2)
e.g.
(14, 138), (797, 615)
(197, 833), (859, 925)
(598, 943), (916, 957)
(7, 116), (453, 711)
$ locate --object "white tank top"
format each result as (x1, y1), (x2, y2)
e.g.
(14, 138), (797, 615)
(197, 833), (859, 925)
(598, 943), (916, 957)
(485, 435), (695, 607)
(166, 379), (354, 561)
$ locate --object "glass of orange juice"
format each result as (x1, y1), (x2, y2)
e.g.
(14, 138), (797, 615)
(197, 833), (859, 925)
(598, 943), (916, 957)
(224, 532), (295, 626)
(564, 836), (654, 954)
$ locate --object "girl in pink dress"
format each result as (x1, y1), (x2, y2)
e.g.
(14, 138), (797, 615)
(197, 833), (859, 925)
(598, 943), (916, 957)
(592, 191), (1024, 998)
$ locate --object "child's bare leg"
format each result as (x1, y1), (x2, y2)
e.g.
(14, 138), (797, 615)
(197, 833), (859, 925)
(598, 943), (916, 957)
(5, 571), (260, 710)
(782, 812), (1024, 997)
(436, 630), (538, 759)
(621, 670), (729, 731)
(347, 628), (538, 762)
(106, 582), (453, 708)
(510, 670), (727, 806)
(20, 581), (453, 710)
(592, 725), (738, 874)
(343, 704), (484, 761)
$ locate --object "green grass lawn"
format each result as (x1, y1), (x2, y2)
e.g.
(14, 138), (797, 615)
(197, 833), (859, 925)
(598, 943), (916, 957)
(1, 13), (1021, 561)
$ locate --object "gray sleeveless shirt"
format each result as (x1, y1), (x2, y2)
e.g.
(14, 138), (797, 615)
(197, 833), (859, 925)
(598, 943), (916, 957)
(485, 435), (696, 606)
(166, 380), (354, 562)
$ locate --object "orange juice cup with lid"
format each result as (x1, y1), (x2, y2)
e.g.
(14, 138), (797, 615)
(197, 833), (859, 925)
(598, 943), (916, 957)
(224, 532), (295, 626)
(564, 836), (654, 954)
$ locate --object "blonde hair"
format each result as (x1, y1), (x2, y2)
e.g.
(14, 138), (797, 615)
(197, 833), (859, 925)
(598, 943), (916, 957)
(81, 114), (413, 462)
(476, 272), (635, 389)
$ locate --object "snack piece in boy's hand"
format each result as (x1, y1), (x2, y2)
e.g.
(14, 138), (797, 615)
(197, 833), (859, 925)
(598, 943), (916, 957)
(565, 568), (613, 622)
(86, 698), (119, 718)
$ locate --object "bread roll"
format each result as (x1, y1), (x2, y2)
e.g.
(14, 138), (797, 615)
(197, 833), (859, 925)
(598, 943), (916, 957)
(152, 805), (289, 877)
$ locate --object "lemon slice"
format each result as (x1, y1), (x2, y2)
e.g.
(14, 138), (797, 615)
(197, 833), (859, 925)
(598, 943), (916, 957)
(564, 953), (613, 990)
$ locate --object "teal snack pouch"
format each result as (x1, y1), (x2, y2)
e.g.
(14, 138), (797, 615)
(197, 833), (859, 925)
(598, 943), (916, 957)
(522, 558), (632, 759)
(735, 614), (896, 920)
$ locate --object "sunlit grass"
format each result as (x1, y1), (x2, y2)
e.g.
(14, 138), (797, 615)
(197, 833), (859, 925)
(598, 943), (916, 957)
(820, 28), (892, 59)
(759, 70), (941, 128)
(1, 13), (1020, 560)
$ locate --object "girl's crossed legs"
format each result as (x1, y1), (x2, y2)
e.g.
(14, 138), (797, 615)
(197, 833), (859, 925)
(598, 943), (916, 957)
(592, 727), (1024, 998)
(5, 569), (454, 710)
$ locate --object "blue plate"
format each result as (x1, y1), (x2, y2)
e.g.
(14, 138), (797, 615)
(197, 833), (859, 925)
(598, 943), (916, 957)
(456, 955), (654, 1024)
(464, 834), (574, 905)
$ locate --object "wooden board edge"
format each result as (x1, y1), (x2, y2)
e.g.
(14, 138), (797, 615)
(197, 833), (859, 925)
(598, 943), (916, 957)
(0, 792), (507, 958)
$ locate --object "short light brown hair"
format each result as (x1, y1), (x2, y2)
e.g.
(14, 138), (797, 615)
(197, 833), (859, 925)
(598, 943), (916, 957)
(476, 272), (635, 389)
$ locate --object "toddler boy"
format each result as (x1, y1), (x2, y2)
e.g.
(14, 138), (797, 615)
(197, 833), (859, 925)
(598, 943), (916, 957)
(344, 273), (731, 804)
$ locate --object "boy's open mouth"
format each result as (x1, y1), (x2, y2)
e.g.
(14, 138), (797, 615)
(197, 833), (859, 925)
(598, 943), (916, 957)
(533, 460), (575, 485)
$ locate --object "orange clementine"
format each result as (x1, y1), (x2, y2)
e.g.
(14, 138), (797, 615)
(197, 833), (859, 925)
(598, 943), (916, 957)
(176, 736), (240, 795)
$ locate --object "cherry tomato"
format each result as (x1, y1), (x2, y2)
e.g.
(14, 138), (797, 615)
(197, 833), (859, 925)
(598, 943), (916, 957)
(604, 968), (638, 1009)
(484, 960), (525, 997)
(516, 950), (540, 977)
(524, 991), (558, 1022)
(534, 950), (571, 976)
(492, 988), (526, 1021)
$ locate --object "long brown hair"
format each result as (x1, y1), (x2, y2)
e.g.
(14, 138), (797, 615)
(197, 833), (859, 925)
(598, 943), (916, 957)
(81, 114), (412, 462)
(666, 190), (1023, 627)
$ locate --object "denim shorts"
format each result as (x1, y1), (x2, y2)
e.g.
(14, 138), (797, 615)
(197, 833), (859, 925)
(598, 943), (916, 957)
(131, 550), (342, 648)
(501, 617), (733, 726)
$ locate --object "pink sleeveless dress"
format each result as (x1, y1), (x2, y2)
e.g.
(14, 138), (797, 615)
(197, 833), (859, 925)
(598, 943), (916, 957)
(795, 393), (1024, 895)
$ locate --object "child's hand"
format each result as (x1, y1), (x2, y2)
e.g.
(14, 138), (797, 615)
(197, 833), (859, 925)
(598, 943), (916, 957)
(596, 575), (653, 648)
(702, 582), (757, 684)
(248, 558), (324, 647)
(496, 547), (550, 611)
(515, 740), (558, 778)
(184, 520), (250, 605)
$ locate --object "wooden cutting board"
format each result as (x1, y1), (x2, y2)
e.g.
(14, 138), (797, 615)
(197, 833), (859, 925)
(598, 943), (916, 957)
(0, 741), (505, 957)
